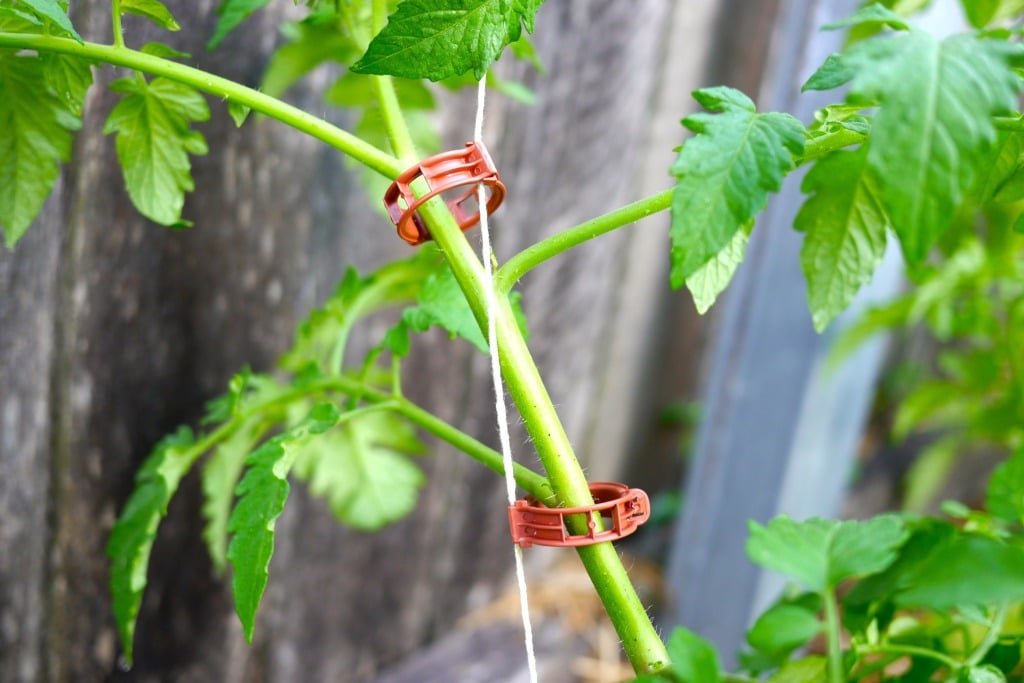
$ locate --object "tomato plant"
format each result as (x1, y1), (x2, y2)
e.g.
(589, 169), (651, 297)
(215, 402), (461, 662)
(2, 0), (1024, 681)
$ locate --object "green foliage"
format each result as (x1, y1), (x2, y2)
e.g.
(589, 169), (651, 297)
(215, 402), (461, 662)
(120, 0), (180, 32)
(0, 50), (84, 247)
(747, 515), (908, 592)
(669, 86), (805, 291)
(816, 28), (1022, 262)
(796, 147), (887, 331)
(684, 221), (751, 314)
(351, 0), (543, 81)
(987, 447), (1024, 525)
(228, 402), (342, 642)
(292, 410), (425, 530)
(630, 627), (721, 683)
(208, 0), (270, 49)
(106, 427), (196, 665)
(103, 77), (210, 227)
(13, 0), (81, 41)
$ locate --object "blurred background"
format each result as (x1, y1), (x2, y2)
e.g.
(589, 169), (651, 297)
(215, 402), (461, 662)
(0, 0), (1003, 681)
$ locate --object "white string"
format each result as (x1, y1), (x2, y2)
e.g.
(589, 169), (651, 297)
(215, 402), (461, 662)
(475, 77), (539, 683)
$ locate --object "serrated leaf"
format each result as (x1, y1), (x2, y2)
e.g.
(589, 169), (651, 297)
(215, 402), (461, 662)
(666, 627), (720, 683)
(17, 0), (81, 41)
(896, 535), (1024, 608)
(685, 220), (751, 314)
(103, 77), (210, 227)
(351, 0), (543, 81)
(0, 53), (81, 248)
(386, 264), (529, 355)
(842, 31), (1022, 262)
(802, 53), (856, 93)
(670, 86), (804, 284)
(41, 53), (93, 117)
(227, 403), (341, 642)
(747, 515), (908, 592)
(987, 446), (1024, 524)
(0, 6), (44, 31)
(747, 603), (821, 656)
(797, 147), (888, 332)
(107, 427), (195, 665)
(208, 0), (271, 49)
(292, 410), (425, 530)
(121, 0), (180, 31)
(823, 3), (910, 31)
(201, 420), (265, 575)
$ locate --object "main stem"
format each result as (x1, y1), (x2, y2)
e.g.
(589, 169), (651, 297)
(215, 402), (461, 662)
(374, 78), (670, 673)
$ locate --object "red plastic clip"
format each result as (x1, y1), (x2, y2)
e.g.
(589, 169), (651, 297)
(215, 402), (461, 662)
(508, 482), (651, 548)
(383, 141), (507, 246)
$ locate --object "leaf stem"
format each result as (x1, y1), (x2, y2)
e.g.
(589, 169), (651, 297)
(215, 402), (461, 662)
(111, 0), (125, 49)
(372, 75), (418, 163)
(495, 188), (674, 293)
(823, 587), (845, 683)
(966, 603), (1009, 666)
(855, 642), (961, 671)
(0, 33), (404, 179)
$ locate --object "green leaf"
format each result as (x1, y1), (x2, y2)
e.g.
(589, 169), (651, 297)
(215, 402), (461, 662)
(975, 130), (1024, 204)
(41, 53), (93, 117)
(842, 31), (1022, 262)
(961, 0), (1024, 28)
(351, 0), (543, 81)
(766, 657), (827, 683)
(139, 42), (191, 59)
(892, 380), (961, 438)
(227, 101), (251, 127)
(325, 72), (436, 110)
(746, 515), (908, 592)
(666, 627), (720, 683)
(0, 53), (82, 248)
(227, 403), (341, 642)
(201, 420), (265, 575)
(293, 410), (425, 531)
(17, 0), (82, 41)
(281, 255), (437, 374)
(823, 3), (910, 31)
(0, 5), (44, 31)
(902, 436), (960, 513)
(962, 665), (1007, 683)
(669, 86), (804, 284)
(208, 0), (271, 49)
(802, 53), (856, 93)
(797, 147), (888, 331)
(120, 0), (180, 31)
(386, 264), (529, 355)
(685, 220), (751, 314)
(260, 19), (358, 98)
(103, 77), (210, 227)
(896, 535), (1024, 608)
(107, 427), (195, 665)
(746, 603), (822, 655)
(986, 446), (1024, 524)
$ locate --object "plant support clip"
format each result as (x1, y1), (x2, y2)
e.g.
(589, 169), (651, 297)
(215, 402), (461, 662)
(508, 482), (651, 548)
(383, 141), (507, 246)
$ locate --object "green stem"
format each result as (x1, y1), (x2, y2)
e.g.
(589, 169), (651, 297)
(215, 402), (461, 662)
(372, 75), (418, 163)
(967, 603), (1009, 666)
(856, 643), (961, 672)
(0, 33), (404, 180)
(798, 127), (866, 164)
(496, 188), (673, 293)
(374, 87), (670, 674)
(111, 0), (125, 48)
(823, 587), (845, 683)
